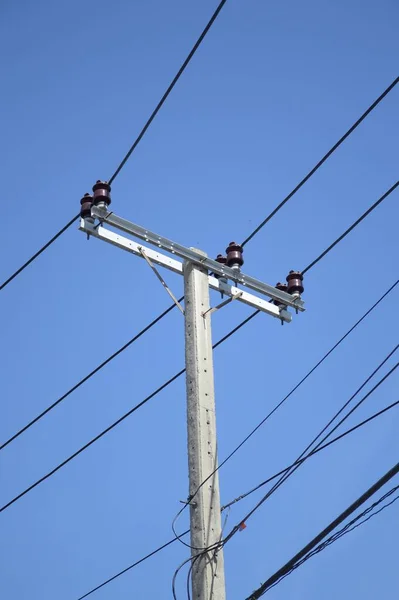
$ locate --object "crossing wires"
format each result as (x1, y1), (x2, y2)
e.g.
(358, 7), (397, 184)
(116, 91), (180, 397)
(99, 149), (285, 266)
(246, 461), (399, 598)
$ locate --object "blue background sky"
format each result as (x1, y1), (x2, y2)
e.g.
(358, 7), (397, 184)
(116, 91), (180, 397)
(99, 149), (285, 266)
(1, 1), (398, 599)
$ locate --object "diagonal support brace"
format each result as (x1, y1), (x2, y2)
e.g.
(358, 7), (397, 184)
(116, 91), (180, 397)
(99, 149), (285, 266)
(202, 291), (243, 317)
(138, 246), (185, 314)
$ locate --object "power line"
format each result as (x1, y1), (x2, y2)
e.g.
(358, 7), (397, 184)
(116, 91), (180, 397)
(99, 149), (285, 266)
(221, 398), (399, 511)
(0, 297), (183, 451)
(0, 214), (79, 292)
(302, 180), (399, 274)
(0, 307), (256, 513)
(1, 1), (229, 292)
(294, 484), (399, 566)
(171, 279), (398, 543)
(76, 530), (189, 600)
(246, 461), (399, 598)
(258, 484), (399, 594)
(240, 76), (399, 247)
(222, 355), (399, 542)
(0, 368), (185, 513)
(108, 0), (228, 184)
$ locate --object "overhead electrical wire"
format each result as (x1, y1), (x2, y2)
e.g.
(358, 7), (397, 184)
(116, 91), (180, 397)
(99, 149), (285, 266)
(276, 484), (399, 586)
(221, 398), (399, 511)
(240, 76), (399, 247)
(0, 0), (228, 292)
(0, 366), (185, 513)
(0, 297), (184, 450)
(75, 530), (189, 600)
(302, 180), (399, 274)
(245, 461), (399, 598)
(221, 354), (399, 544)
(0, 214), (80, 291)
(0, 307), (260, 513)
(108, 0), (228, 184)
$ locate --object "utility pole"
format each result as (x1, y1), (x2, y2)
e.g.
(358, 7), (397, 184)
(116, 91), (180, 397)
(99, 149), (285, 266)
(79, 181), (305, 599)
(184, 254), (225, 600)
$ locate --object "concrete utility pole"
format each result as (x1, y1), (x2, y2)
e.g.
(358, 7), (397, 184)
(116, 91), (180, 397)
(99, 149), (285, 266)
(79, 181), (305, 600)
(184, 255), (225, 600)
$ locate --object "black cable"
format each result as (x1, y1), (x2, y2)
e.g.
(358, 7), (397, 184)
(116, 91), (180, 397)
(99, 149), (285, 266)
(222, 357), (399, 542)
(302, 180), (399, 274)
(76, 529), (189, 600)
(240, 76), (399, 247)
(0, 367), (185, 513)
(246, 461), (399, 598)
(1, 1), (229, 291)
(0, 305), (258, 513)
(265, 484), (399, 593)
(171, 279), (398, 544)
(108, 0), (228, 184)
(0, 214), (79, 292)
(0, 297), (184, 451)
(319, 485), (399, 548)
(221, 398), (399, 511)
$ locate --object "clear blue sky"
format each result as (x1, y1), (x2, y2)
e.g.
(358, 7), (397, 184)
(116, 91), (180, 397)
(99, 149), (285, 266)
(1, 1), (398, 598)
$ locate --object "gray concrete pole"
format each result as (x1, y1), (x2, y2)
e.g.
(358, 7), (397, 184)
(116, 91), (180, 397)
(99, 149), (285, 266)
(184, 253), (226, 600)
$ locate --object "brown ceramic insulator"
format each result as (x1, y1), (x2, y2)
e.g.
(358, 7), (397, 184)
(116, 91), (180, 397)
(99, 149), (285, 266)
(286, 270), (304, 295)
(225, 242), (244, 267)
(273, 282), (288, 305)
(92, 180), (111, 206)
(80, 193), (93, 218)
(211, 254), (227, 279)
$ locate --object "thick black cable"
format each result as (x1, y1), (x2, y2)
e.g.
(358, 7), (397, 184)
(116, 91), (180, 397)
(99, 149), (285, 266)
(1, 1), (229, 291)
(302, 180), (399, 274)
(0, 306), (257, 512)
(221, 398), (399, 511)
(76, 529), (189, 600)
(0, 367), (185, 513)
(0, 297), (184, 450)
(240, 76), (399, 247)
(108, 0), (228, 184)
(246, 461), (399, 598)
(224, 358), (399, 544)
(0, 214), (79, 291)
(265, 484), (399, 593)
(172, 280), (398, 544)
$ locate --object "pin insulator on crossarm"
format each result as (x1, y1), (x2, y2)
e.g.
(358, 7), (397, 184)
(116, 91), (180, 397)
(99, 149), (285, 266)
(80, 193), (93, 219)
(92, 180), (111, 208)
(212, 254), (227, 279)
(286, 270), (304, 295)
(225, 242), (244, 270)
